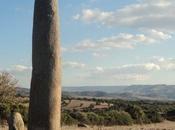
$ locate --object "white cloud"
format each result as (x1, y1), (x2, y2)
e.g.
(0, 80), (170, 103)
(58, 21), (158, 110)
(73, 31), (171, 51)
(113, 74), (149, 81)
(96, 66), (104, 72)
(61, 47), (68, 53)
(151, 56), (175, 70)
(0, 65), (32, 87)
(84, 62), (160, 82)
(92, 52), (106, 57)
(73, 9), (113, 24)
(63, 61), (86, 69)
(144, 63), (160, 71)
(146, 29), (172, 40)
(73, 14), (80, 20)
(74, 0), (175, 32)
(13, 65), (32, 72)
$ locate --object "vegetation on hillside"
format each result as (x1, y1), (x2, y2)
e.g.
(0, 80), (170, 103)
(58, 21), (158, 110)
(1, 72), (175, 127)
(61, 97), (175, 126)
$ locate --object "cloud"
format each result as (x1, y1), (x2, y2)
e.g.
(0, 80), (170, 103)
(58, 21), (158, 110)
(0, 65), (32, 74)
(73, 14), (80, 20)
(74, 0), (175, 32)
(93, 63), (160, 75)
(88, 57), (175, 82)
(13, 65), (32, 72)
(63, 61), (86, 69)
(0, 65), (32, 87)
(73, 31), (171, 51)
(113, 74), (150, 81)
(61, 47), (68, 53)
(83, 62), (160, 82)
(92, 52), (106, 57)
(95, 66), (104, 72)
(73, 9), (113, 24)
(151, 56), (175, 70)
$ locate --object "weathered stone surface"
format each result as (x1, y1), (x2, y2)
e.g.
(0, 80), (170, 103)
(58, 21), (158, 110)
(8, 112), (24, 130)
(28, 0), (61, 130)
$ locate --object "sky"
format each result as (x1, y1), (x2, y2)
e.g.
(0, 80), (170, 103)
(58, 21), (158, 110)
(1, 0), (175, 88)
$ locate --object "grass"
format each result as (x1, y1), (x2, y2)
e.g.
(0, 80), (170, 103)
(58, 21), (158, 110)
(1, 121), (175, 130)
(62, 121), (175, 130)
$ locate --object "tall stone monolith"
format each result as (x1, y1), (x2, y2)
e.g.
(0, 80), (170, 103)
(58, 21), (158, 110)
(28, 0), (61, 129)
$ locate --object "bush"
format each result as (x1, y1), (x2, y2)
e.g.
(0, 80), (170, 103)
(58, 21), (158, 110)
(0, 103), (28, 124)
(17, 104), (28, 124)
(0, 103), (11, 120)
(61, 112), (77, 125)
(146, 111), (164, 123)
(86, 112), (100, 125)
(126, 105), (146, 124)
(166, 109), (175, 121)
(103, 110), (133, 126)
(70, 112), (89, 124)
(115, 111), (133, 125)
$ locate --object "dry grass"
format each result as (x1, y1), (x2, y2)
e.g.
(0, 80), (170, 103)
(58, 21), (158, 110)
(1, 121), (175, 130)
(62, 121), (175, 130)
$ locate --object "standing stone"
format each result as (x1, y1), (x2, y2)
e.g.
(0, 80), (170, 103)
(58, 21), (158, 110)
(8, 112), (25, 130)
(28, 0), (61, 130)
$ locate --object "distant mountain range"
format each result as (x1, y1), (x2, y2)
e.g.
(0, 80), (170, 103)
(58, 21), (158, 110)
(17, 84), (175, 101)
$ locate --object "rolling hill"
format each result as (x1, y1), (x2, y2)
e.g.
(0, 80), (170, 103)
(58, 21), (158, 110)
(17, 84), (175, 101)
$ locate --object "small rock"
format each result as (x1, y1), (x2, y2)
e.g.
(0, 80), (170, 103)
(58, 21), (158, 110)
(78, 123), (89, 128)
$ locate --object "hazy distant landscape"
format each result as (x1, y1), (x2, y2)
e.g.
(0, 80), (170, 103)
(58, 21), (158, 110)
(17, 85), (175, 101)
(64, 85), (175, 101)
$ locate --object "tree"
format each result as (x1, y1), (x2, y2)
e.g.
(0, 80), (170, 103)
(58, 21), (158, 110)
(0, 72), (17, 103)
(87, 112), (99, 125)
(61, 112), (77, 126)
(70, 112), (89, 124)
(147, 111), (163, 123)
(126, 105), (146, 124)
(104, 110), (133, 126)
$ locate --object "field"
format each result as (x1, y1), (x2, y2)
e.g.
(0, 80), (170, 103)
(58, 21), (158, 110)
(62, 121), (175, 130)
(63, 99), (111, 110)
(1, 121), (174, 130)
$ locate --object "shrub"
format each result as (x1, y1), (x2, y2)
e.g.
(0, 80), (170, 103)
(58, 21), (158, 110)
(146, 111), (164, 123)
(86, 112), (100, 125)
(126, 105), (146, 124)
(70, 112), (89, 124)
(166, 109), (175, 121)
(103, 110), (133, 126)
(18, 104), (28, 124)
(61, 112), (77, 125)
(115, 111), (133, 125)
(0, 103), (28, 125)
(0, 103), (11, 120)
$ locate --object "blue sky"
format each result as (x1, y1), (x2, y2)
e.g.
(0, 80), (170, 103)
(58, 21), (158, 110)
(1, 0), (175, 88)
